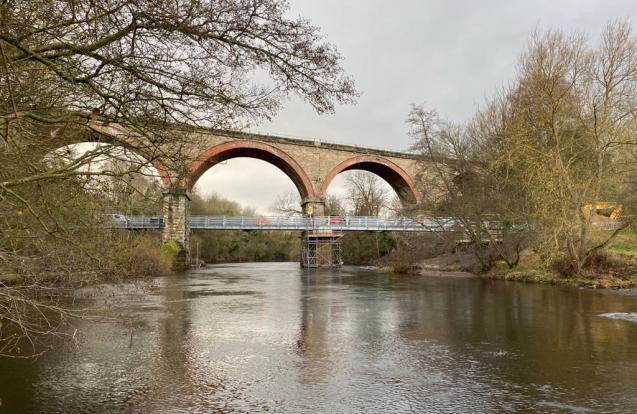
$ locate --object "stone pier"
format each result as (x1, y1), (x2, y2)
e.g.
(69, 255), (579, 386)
(162, 188), (191, 268)
(301, 197), (326, 217)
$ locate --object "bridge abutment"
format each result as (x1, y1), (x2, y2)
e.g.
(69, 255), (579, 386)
(162, 188), (191, 269)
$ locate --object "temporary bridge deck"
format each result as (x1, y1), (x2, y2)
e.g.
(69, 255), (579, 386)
(112, 215), (461, 232)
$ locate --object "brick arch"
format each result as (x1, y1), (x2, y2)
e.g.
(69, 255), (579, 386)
(50, 142), (172, 188)
(321, 155), (421, 204)
(188, 140), (315, 199)
(68, 122), (174, 187)
(154, 164), (172, 188)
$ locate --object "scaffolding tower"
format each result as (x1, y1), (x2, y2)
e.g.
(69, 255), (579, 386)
(301, 230), (343, 268)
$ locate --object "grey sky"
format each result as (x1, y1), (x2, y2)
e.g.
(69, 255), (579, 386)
(194, 0), (637, 213)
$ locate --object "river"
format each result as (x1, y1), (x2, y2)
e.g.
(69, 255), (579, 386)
(1, 263), (637, 413)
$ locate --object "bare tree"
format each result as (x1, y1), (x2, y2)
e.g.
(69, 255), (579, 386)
(489, 21), (637, 275)
(412, 20), (637, 276)
(0, 0), (356, 189)
(271, 191), (303, 216)
(345, 171), (390, 216)
(271, 191), (345, 216)
(408, 105), (525, 271)
(325, 194), (347, 216)
(0, 0), (357, 356)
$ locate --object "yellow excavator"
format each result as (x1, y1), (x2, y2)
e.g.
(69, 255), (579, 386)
(581, 202), (623, 222)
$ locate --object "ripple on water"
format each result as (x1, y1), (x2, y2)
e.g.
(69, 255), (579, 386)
(599, 312), (637, 323)
(537, 400), (593, 413)
(185, 290), (261, 298)
(3, 263), (637, 413)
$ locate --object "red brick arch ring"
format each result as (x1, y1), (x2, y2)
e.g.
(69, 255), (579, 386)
(99, 148), (172, 188)
(188, 140), (316, 199)
(148, 161), (172, 188)
(320, 155), (421, 205)
(73, 123), (174, 187)
(55, 141), (173, 188)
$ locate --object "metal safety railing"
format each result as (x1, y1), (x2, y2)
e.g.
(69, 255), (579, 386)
(106, 215), (469, 232)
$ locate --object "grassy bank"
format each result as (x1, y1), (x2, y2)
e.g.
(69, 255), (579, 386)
(485, 268), (637, 289)
(486, 229), (637, 289)
(411, 228), (637, 289)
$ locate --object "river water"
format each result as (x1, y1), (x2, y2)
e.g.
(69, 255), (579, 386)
(1, 263), (637, 413)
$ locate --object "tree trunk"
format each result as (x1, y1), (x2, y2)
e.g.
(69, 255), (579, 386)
(566, 237), (582, 277)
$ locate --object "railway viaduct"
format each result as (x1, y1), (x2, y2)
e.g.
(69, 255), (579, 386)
(89, 123), (427, 266)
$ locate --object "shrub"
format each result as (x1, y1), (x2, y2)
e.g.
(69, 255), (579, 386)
(108, 235), (173, 278)
(161, 240), (181, 259)
(387, 260), (419, 274)
(552, 250), (637, 279)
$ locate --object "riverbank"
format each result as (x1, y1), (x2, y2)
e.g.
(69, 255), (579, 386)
(485, 268), (637, 289)
(489, 231), (637, 289)
(415, 249), (637, 289)
(0, 234), (175, 288)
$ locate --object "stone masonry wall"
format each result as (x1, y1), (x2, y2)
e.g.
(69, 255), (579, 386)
(162, 188), (191, 267)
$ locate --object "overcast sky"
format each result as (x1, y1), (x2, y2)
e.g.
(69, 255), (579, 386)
(194, 0), (637, 213)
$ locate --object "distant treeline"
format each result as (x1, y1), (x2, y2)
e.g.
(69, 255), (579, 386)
(190, 192), (398, 265)
(190, 193), (298, 263)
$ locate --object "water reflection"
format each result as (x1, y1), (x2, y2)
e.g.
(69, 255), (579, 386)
(0, 263), (636, 413)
